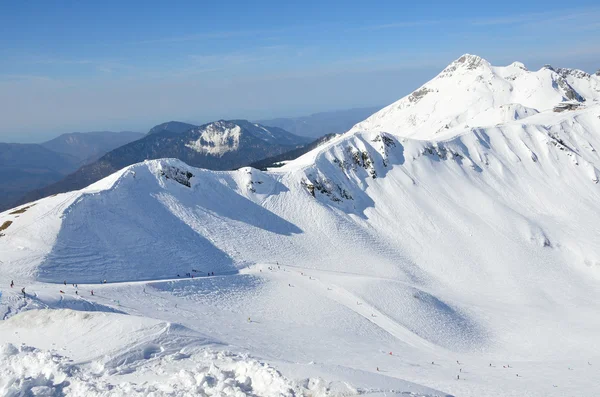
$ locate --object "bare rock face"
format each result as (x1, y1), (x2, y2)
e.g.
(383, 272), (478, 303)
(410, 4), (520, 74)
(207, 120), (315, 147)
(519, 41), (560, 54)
(556, 68), (591, 80)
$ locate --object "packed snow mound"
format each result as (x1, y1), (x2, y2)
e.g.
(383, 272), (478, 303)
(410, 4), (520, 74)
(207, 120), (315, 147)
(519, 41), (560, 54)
(2, 310), (415, 397)
(0, 343), (364, 397)
(350, 54), (600, 140)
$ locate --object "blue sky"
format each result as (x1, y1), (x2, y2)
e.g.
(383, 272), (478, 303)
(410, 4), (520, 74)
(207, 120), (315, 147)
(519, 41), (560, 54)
(1, 0), (599, 142)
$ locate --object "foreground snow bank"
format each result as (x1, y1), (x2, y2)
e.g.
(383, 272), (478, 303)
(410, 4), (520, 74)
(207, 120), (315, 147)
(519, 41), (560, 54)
(0, 343), (362, 397)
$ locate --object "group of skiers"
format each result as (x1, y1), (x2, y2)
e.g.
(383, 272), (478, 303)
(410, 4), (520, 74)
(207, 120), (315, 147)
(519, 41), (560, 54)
(9, 280), (26, 297)
(180, 271), (215, 278)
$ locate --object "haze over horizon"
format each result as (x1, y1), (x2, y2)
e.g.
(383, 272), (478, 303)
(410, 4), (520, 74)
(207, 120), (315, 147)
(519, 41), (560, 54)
(1, 0), (599, 142)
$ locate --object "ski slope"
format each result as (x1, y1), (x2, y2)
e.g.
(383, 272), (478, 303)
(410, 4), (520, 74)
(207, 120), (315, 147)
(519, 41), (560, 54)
(1, 55), (600, 396)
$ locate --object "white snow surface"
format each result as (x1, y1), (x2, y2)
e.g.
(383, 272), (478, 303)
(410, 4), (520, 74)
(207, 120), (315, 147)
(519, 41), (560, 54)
(1, 55), (600, 396)
(185, 122), (242, 156)
(350, 54), (600, 140)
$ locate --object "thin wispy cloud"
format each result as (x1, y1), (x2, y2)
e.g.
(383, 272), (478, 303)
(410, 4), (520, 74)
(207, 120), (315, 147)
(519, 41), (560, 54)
(10, 54), (136, 75)
(0, 74), (56, 82)
(470, 8), (600, 26)
(135, 28), (289, 45)
(354, 20), (440, 31)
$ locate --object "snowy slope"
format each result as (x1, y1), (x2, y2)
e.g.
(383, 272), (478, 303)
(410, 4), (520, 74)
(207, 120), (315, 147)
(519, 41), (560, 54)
(1, 55), (600, 396)
(350, 54), (600, 140)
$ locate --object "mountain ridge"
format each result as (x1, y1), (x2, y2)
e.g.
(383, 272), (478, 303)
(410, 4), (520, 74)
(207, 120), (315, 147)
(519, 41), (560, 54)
(17, 119), (309, 205)
(1, 54), (600, 396)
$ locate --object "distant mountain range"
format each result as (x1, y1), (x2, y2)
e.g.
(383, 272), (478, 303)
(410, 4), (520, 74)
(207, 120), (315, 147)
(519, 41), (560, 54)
(2, 106), (384, 211)
(41, 131), (143, 163)
(0, 131), (143, 211)
(18, 120), (310, 205)
(249, 133), (338, 170)
(256, 106), (381, 138)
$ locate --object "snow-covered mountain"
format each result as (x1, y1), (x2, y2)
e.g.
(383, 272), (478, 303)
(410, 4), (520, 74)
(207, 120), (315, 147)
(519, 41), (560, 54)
(351, 54), (599, 140)
(17, 120), (310, 206)
(1, 55), (600, 396)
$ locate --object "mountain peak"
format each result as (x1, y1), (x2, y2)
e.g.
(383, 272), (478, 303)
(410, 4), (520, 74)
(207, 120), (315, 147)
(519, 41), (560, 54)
(508, 61), (527, 71)
(438, 54), (491, 78)
(455, 53), (486, 66)
(350, 56), (599, 141)
(147, 121), (197, 136)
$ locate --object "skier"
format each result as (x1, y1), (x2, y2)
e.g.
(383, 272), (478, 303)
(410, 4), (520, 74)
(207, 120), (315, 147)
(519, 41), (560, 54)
(457, 375), (460, 380)
(91, 290), (94, 296)
(459, 368), (462, 373)
(10, 280), (13, 288)
(376, 367), (379, 372)
(64, 280), (66, 285)
(75, 290), (78, 295)
(21, 287), (26, 297)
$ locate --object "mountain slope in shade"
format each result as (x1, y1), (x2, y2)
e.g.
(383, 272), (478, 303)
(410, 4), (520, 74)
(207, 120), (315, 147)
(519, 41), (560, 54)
(249, 133), (338, 170)
(1, 55), (600, 396)
(0, 131), (143, 211)
(0, 143), (79, 211)
(18, 120), (310, 205)
(41, 130), (143, 163)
